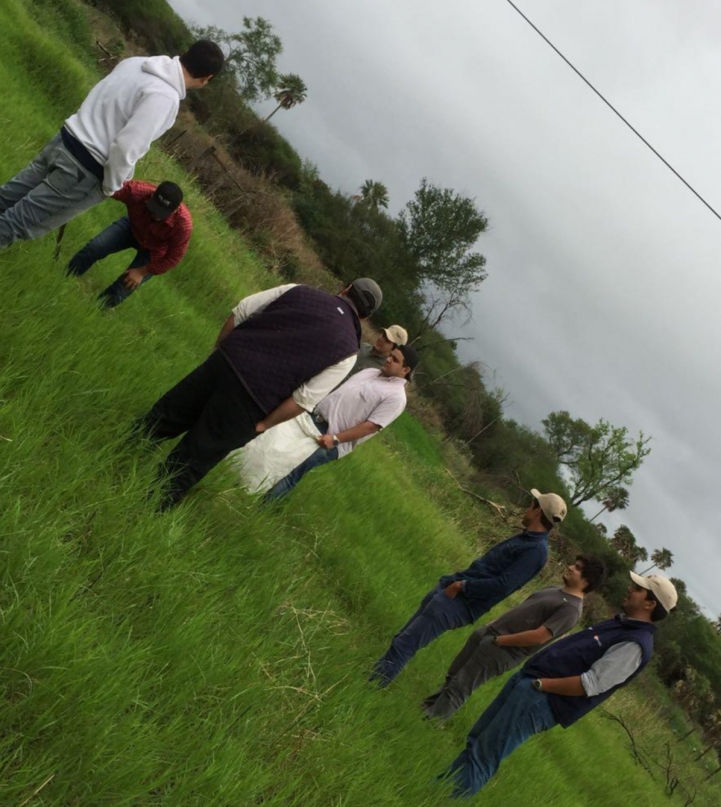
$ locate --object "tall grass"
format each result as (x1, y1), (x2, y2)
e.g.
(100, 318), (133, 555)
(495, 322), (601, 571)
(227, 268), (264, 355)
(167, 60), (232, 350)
(0, 1), (718, 805)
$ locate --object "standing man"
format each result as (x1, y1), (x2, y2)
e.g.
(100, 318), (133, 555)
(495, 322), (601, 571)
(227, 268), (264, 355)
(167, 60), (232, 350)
(67, 180), (192, 308)
(369, 489), (567, 686)
(234, 344), (419, 500)
(133, 279), (382, 509)
(422, 555), (606, 721)
(351, 325), (408, 375)
(0, 40), (223, 249)
(442, 573), (677, 798)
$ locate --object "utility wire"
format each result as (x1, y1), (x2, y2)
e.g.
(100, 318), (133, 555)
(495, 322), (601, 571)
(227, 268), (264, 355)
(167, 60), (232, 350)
(503, 0), (721, 223)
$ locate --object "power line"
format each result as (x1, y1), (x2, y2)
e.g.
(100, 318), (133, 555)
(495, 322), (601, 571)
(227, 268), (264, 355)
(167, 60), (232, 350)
(503, 0), (721, 223)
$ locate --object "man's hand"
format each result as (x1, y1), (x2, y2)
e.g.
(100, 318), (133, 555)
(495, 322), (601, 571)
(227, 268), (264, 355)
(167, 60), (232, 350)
(255, 421), (267, 435)
(316, 434), (335, 449)
(122, 266), (149, 290)
(443, 581), (464, 599)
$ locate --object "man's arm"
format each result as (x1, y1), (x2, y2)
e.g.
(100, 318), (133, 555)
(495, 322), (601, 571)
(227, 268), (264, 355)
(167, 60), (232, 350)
(215, 314), (236, 349)
(291, 355), (357, 412)
(255, 398), (305, 434)
(215, 284), (298, 350)
(103, 95), (178, 195)
(231, 284), (297, 326)
(317, 420), (380, 448)
(535, 642), (643, 697)
(495, 626), (553, 648)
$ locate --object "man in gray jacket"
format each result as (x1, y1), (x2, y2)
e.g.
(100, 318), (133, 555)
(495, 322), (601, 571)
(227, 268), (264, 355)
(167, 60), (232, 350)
(0, 40), (223, 249)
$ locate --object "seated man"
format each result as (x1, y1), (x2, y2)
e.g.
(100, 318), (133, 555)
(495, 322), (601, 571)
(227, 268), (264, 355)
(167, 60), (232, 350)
(351, 324), (408, 375)
(422, 554), (606, 721)
(441, 572), (677, 798)
(67, 180), (192, 308)
(369, 489), (567, 687)
(232, 344), (419, 500)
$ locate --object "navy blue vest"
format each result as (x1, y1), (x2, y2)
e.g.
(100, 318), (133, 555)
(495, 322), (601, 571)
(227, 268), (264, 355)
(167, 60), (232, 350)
(522, 615), (656, 727)
(220, 285), (361, 414)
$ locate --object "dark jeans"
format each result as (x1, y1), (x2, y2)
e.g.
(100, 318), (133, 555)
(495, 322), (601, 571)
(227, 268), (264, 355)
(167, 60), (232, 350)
(263, 413), (338, 501)
(442, 672), (557, 798)
(67, 216), (152, 308)
(370, 585), (474, 686)
(133, 351), (265, 508)
(422, 627), (525, 720)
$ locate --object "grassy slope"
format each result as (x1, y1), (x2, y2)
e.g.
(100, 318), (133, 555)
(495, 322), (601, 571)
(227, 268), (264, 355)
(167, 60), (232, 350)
(0, 1), (718, 804)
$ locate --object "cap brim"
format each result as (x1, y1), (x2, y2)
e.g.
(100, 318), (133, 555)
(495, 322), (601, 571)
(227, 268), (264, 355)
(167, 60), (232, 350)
(629, 571), (652, 590)
(530, 488), (541, 499)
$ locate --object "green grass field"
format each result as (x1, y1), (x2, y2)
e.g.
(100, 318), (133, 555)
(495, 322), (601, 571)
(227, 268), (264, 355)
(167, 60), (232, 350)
(0, 1), (719, 804)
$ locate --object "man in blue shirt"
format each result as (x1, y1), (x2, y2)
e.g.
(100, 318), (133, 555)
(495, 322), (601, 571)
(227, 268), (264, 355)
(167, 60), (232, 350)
(369, 489), (567, 687)
(441, 572), (678, 798)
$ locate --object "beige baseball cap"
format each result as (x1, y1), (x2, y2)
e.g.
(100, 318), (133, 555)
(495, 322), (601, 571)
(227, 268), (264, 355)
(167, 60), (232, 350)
(629, 572), (678, 613)
(530, 488), (567, 525)
(382, 325), (408, 346)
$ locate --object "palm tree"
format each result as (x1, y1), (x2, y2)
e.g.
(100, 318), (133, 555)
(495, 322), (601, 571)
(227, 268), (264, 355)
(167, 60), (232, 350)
(264, 73), (308, 122)
(609, 525), (648, 566)
(639, 547), (674, 574)
(589, 486), (630, 522)
(359, 179), (390, 210)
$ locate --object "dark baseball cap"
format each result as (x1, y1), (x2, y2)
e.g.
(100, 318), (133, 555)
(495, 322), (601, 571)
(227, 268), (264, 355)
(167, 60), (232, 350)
(146, 181), (183, 220)
(349, 278), (383, 316)
(398, 343), (420, 372)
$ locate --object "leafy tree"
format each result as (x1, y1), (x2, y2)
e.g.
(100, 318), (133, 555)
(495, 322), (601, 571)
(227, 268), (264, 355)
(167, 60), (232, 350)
(640, 547), (674, 574)
(265, 73), (308, 122)
(397, 178), (488, 293)
(589, 486), (630, 522)
(595, 523), (608, 536)
(194, 18), (282, 102)
(359, 180), (390, 210)
(542, 411), (651, 506)
(609, 525), (648, 566)
(670, 577), (687, 597)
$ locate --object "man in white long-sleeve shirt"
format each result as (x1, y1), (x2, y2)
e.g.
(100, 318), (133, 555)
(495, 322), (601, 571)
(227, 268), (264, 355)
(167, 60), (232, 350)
(441, 572), (678, 798)
(0, 40), (223, 249)
(133, 279), (383, 509)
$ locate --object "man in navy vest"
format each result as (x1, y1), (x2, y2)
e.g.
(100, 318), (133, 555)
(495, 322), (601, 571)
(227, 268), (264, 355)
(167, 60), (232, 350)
(133, 279), (382, 509)
(441, 572), (678, 798)
(369, 489), (567, 687)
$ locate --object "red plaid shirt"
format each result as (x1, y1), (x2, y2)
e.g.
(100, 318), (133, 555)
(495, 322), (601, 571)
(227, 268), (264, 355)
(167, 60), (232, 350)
(112, 180), (193, 275)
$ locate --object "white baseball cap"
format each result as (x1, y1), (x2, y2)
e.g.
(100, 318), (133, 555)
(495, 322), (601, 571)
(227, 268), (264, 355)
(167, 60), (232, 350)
(629, 572), (678, 613)
(382, 325), (409, 346)
(530, 488), (567, 525)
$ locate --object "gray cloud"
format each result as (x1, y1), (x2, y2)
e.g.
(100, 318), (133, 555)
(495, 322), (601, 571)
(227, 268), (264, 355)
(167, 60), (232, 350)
(169, 0), (721, 616)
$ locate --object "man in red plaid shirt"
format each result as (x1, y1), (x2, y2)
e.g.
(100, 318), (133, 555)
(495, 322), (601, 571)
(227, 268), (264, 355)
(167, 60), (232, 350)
(67, 179), (193, 308)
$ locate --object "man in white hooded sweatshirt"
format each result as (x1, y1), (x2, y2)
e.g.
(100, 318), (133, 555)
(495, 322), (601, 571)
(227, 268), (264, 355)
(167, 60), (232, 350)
(0, 40), (223, 250)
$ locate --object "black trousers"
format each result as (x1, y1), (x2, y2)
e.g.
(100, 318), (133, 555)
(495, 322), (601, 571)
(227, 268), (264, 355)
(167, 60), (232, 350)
(135, 351), (265, 508)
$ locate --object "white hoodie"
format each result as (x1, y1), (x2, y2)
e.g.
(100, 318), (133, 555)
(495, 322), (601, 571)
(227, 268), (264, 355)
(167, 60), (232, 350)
(65, 56), (186, 195)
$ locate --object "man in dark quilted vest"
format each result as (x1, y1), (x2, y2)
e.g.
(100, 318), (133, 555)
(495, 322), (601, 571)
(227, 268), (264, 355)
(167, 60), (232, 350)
(441, 572), (678, 798)
(134, 278), (382, 509)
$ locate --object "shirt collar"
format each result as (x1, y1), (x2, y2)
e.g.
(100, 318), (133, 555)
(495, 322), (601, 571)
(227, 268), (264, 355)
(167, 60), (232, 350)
(521, 529), (549, 540)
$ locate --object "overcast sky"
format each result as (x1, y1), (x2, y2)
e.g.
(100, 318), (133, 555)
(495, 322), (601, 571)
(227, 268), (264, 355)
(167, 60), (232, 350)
(168, 0), (721, 616)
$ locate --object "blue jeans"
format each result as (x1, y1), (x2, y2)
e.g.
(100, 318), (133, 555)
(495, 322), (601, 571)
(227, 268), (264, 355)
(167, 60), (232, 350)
(67, 216), (151, 308)
(262, 414), (338, 501)
(370, 585), (473, 686)
(442, 672), (557, 798)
